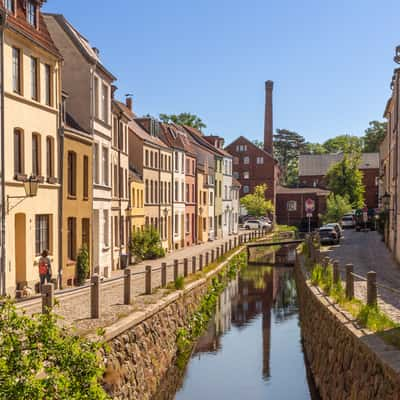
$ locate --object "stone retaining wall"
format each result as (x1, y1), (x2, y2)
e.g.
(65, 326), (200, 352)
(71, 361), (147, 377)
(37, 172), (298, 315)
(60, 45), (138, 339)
(295, 256), (400, 400)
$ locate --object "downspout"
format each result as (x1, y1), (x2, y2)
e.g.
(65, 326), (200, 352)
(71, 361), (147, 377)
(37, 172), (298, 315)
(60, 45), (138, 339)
(0, 22), (5, 295)
(394, 72), (399, 258)
(90, 63), (96, 275)
(117, 112), (122, 268)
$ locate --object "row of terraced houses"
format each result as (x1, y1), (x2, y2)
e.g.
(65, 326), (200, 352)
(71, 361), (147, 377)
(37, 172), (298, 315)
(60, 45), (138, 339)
(0, 2), (240, 296)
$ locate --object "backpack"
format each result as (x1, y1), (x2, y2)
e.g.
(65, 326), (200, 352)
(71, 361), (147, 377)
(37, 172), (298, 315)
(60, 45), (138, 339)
(39, 259), (48, 275)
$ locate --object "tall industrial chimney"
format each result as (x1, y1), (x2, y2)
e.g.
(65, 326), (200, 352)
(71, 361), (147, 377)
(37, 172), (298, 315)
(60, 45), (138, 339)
(264, 80), (274, 154)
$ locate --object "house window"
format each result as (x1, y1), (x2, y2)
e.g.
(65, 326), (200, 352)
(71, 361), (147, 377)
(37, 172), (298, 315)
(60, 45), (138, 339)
(26, 1), (37, 26)
(174, 152), (179, 172)
(120, 216), (125, 245)
(233, 157), (239, 165)
(83, 155), (89, 199)
(186, 184), (189, 202)
(67, 151), (77, 197)
(101, 83), (108, 123)
(256, 157), (264, 164)
(174, 181), (179, 202)
(4, 0), (14, 13)
(93, 143), (99, 184)
(243, 185), (250, 194)
(243, 171), (249, 179)
(174, 214), (179, 234)
(186, 214), (190, 234)
(44, 64), (52, 106)
(145, 180), (149, 203)
(103, 210), (109, 247)
(113, 164), (118, 197)
(32, 133), (41, 177)
(82, 218), (90, 250)
(243, 156), (250, 164)
(233, 172), (239, 179)
(14, 129), (24, 176)
(209, 192), (213, 205)
(102, 147), (109, 186)
(35, 215), (50, 255)
(145, 150), (149, 167)
(203, 217), (207, 232)
(67, 217), (76, 261)
(46, 137), (54, 179)
(224, 185), (228, 199)
(150, 180), (154, 203)
(150, 151), (153, 168)
(94, 76), (99, 118)
(114, 216), (119, 247)
(30, 57), (38, 100)
(12, 47), (21, 94)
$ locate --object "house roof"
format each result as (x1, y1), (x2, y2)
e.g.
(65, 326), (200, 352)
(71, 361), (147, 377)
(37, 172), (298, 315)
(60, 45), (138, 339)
(129, 167), (143, 183)
(225, 135), (276, 162)
(182, 125), (222, 157)
(232, 178), (241, 187)
(113, 100), (136, 120)
(129, 119), (169, 149)
(276, 186), (330, 196)
(298, 153), (379, 176)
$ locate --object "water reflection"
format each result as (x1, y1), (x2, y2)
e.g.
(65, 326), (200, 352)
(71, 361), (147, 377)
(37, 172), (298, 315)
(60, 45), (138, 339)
(154, 250), (320, 400)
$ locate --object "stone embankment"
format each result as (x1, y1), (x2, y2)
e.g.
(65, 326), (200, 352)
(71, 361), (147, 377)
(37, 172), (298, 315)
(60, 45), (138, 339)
(295, 254), (400, 400)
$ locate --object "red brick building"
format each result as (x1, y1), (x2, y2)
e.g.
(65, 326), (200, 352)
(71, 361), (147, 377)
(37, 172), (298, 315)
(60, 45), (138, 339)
(298, 153), (379, 209)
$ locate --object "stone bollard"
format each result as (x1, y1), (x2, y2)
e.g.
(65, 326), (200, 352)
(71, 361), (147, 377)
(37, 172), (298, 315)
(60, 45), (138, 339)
(42, 283), (54, 314)
(183, 258), (189, 277)
(205, 252), (209, 266)
(220, 244), (224, 256)
(211, 249), (215, 263)
(161, 262), (167, 287)
(174, 259), (179, 281)
(367, 271), (377, 307)
(239, 235), (242, 245)
(231, 239), (233, 249)
(91, 274), (100, 319)
(145, 265), (152, 295)
(192, 256), (196, 274)
(216, 247), (220, 260)
(225, 242), (228, 254)
(345, 264), (354, 300)
(333, 261), (340, 285)
(124, 267), (133, 305)
(199, 254), (203, 271)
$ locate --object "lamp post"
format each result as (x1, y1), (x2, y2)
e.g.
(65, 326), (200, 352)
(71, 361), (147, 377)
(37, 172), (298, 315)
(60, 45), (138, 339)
(7, 175), (39, 213)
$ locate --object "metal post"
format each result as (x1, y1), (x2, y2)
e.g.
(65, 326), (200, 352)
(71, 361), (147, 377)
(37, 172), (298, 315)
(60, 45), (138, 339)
(192, 256), (196, 274)
(199, 254), (203, 271)
(161, 262), (167, 287)
(90, 274), (100, 319)
(333, 261), (340, 285)
(367, 271), (377, 307)
(42, 283), (54, 314)
(124, 267), (132, 305)
(345, 264), (354, 300)
(183, 258), (188, 277)
(145, 265), (152, 295)
(174, 259), (179, 281)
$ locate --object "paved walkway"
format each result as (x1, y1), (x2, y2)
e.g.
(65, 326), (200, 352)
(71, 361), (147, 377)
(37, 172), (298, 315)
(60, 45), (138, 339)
(322, 229), (400, 323)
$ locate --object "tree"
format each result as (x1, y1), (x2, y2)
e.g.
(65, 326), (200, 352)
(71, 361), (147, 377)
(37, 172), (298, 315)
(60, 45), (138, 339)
(0, 301), (107, 399)
(363, 120), (387, 153)
(323, 194), (352, 223)
(159, 113), (206, 130)
(302, 142), (328, 155)
(273, 129), (306, 184)
(240, 184), (274, 216)
(286, 158), (299, 187)
(322, 134), (363, 153)
(252, 139), (264, 149)
(326, 152), (365, 208)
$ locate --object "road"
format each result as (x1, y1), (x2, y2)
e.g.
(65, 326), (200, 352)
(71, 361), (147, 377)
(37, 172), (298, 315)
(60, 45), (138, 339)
(321, 229), (400, 323)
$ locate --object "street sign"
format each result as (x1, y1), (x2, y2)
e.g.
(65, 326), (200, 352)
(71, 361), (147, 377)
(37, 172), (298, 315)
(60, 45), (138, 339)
(287, 200), (297, 211)
(305, 198), (315, 213)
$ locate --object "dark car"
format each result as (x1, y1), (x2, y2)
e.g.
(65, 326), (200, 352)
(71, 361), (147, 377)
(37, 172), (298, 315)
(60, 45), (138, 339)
(319, 226), (339, 245)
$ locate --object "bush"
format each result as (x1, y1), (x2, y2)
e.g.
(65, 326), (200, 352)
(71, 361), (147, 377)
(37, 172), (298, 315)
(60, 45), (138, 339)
(129, 227), (165, 262)
(76, 246), (90, 286)
(0, 301), (108, 400)
(174, 276), (185, 290)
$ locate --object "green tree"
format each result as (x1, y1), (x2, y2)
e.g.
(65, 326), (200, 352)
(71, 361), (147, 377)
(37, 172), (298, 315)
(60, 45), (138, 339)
(0, 301), (108, 400)
(326, 152), (365, 208)
(286, 158), (299, 187)
(129, 227), (165, 262)
(159, 113), (206, 130)
(323, 194), (352, 223)
(76, 246), (90, 286)
(273, 129), (306, 184)
(302, 142), (328, 155)
(363, 120), (387, 153)
(252, 139), (264, 149)
(240, 184), (274, 216)
(322, 134), (363, 153)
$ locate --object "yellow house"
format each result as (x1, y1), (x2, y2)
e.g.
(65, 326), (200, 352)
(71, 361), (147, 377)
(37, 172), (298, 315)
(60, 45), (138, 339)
(128, 168), (145, 235)
(0, 1), (62, 295)
(197, 164), (209, 243)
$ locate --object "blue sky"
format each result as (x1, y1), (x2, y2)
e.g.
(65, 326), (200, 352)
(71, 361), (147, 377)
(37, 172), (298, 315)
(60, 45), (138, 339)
(43, 0), (399, 145)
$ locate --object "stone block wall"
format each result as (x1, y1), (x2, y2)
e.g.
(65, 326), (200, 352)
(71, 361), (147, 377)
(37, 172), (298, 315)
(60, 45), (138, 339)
(295, 259), (400, 400)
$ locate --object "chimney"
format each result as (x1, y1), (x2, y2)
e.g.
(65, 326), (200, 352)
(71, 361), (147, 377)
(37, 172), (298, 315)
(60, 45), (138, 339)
(111, 85), (117, 100)
(126, 96), (133, 111)
(264, 80), (274, 154)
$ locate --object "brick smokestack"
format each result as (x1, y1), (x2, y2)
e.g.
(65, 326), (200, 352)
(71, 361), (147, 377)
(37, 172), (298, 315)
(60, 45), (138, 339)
(264, 80), (274, 154)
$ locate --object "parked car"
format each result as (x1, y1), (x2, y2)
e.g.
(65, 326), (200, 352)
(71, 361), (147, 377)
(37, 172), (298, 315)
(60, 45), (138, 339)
(341, 214), (355, 229)
(243, 219), (272, 231)
(325, 223), (343, 238)
(319, 226), (340, 245)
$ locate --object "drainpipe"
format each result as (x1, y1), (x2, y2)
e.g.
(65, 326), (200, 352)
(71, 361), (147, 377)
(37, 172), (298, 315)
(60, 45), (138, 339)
(394, 72), (399, 258)
(0, 20), (5, 296)
(117, 111), (122, 268)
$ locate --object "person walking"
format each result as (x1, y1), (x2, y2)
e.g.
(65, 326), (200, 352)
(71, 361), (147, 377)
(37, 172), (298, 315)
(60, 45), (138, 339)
(38, 249), (52, 288)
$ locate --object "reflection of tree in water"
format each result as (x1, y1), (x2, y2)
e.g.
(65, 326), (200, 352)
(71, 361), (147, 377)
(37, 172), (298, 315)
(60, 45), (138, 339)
(273, 268), (299, 323)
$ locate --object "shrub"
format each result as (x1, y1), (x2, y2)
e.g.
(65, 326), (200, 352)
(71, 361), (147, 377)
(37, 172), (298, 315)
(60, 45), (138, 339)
(76, 246), (90, 286)
(129, 227), (165, 262)
(174, 276), (185, 290)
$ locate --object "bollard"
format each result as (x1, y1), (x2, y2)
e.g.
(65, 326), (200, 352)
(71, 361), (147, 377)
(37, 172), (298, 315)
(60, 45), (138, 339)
(225, 242), (228, 254)
(145, 265), (152, 295)
(90, 274), (100, 319)
(192, 256), (196, 274)
(205, 252), (209, 266)
(239, 235), (242, 245)
(211, 249), (215, 263)
(183, 258), (189, 277)
(124, 268), (133, 305)
(199, 254), (203, 271)
(333, 261), (340, 285)
(367, 271), (377, 307)
(220, 244), (224, 256)
(42, 283), (54, 314)
(216, 247), (220, 260)
(345, 264), (354, 300)
(161, 262), (167, 287)
(174, 259), (179, 281)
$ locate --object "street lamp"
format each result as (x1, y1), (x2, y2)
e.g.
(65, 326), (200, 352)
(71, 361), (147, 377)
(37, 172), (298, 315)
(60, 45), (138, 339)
(7, 176), (39, 213)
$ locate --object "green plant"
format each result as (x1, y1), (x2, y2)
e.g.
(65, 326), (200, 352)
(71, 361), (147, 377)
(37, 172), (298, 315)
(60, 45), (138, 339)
(0, 300), (108, 400)
(76, 245), (90, 286)
(174, 276), (185, 290)
(129, 227), (165, 262)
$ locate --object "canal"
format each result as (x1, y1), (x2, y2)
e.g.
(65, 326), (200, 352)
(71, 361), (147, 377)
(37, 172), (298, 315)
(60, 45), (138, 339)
(154, 247), (320, 400)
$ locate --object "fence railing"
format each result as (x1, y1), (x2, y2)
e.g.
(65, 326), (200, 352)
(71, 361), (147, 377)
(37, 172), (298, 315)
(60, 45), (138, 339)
(36, 229), (268, 319)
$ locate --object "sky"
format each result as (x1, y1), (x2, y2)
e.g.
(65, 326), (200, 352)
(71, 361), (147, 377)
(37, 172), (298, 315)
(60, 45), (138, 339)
(43, 0), (400, 145)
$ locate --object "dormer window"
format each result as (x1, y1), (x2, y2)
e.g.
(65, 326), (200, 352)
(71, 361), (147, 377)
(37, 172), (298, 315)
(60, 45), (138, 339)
(26, 1), (37, 27)
(4, 0), (14, 13)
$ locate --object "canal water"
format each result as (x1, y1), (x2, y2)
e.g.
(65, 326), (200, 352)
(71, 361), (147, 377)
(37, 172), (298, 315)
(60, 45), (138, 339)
(154, 248), (320, 400)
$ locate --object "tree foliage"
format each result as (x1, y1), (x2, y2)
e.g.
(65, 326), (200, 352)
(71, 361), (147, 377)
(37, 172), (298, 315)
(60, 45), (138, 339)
(302, 142), (328, 155)
(363, 120), (387, 153)
(323, 194), (353, 223)
(326, 152), (365, 208)
(252, 139), (264, 149)
(0, 301), (108, 400)
(159, 113), (206, 130)
(240, 184), (274, 216)
(322, 134), (363, 153)
(76, 246), (90, 286)
(129, 227), (165, 262)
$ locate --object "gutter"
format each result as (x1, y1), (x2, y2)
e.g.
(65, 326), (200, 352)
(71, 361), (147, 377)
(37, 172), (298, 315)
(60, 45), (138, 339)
(0, 20), (5, 295)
